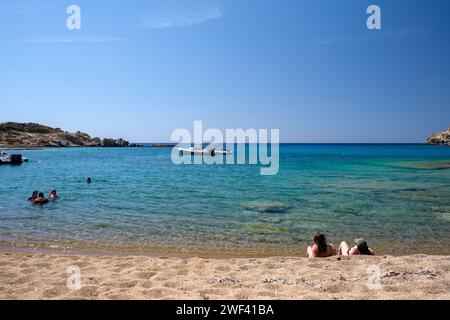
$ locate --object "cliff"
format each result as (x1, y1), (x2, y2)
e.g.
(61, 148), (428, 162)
(427, 127), (450, 146)
(0, 122), (129, 148)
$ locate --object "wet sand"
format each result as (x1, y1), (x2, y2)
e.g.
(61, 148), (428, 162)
(0, 251), (449, 300)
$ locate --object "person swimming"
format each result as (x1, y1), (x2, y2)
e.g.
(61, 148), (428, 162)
(28, 191), (39, 201)
(48, 189), (59, 200)
(339, 239), (375, 256)
(306, 232), (337, 258)
(86, 177), (92, 184)
(32, 192), (49, 205)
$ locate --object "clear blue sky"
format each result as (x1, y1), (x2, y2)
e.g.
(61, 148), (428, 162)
(1, 0), (449, 143)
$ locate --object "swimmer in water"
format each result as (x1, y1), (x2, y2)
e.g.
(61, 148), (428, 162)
(87, 177), (92, 184)
(48, 189), (59, 201)
(32, 192), (49, 205)
(28, 191), (39, 201)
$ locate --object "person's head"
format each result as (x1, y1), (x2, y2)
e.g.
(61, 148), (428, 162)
(355, 239), (371, 255)
(31, 191), (39, 198)
(313, 232), (328, 254)
(38, 192), (44, 198)
(87, 177), (92, 183)
(50, 189), (57, 195)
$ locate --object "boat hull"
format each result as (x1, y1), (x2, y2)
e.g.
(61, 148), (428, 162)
(178, 147), (232, 156)
(0, 154), (27, 165)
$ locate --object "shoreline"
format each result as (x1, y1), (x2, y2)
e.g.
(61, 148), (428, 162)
(1, 250), (448, 299)
(1, 241), (450, 259)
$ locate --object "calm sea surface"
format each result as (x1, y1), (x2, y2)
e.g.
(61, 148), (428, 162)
(1, 144), (449, 255)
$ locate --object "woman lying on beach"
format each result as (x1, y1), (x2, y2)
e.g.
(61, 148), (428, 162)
(32, 192), (49, 205)
(306, 233), (337, 258)
(339, 239), (374, 256)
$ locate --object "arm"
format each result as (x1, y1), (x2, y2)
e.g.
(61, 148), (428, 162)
(307, 245), (318, 258)
(330, 244), (337, 256)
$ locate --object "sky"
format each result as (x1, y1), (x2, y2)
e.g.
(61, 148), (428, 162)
(0, 0), (449, 143)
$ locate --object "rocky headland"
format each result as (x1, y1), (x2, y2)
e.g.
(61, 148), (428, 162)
(427, 127), (450, 146)
(0, 122), (129, 148)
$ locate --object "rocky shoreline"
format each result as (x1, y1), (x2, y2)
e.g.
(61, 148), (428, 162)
(0, 122), (130, 148)
(427, 127), (450, 146)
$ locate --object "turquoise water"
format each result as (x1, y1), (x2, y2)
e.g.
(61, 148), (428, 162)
(1, 144), (449, 255)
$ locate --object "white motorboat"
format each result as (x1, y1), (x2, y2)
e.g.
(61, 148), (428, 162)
(178, 145), (232, 156)
(213, 149), (233, 155)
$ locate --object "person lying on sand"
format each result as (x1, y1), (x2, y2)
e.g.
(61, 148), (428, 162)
(306, 232), (337, 258)
(32, 192), (49, 205)
(28, 191), (39, 201)
(48, 189), (59, 201)
(339, 239), (375, 256)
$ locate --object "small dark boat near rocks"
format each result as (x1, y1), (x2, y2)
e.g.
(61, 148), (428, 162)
(0, 152), (28, 165)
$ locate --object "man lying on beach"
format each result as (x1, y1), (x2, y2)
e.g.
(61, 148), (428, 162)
(306, 232), (337, 258)
(339, 239), (375, 256)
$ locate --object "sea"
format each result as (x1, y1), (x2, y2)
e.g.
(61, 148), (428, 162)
(1, 144), (449, 256)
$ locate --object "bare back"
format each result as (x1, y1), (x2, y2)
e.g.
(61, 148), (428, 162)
(307, 244), (337, 258)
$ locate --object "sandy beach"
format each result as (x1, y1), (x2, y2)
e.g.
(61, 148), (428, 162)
(0, 251), (448, 300)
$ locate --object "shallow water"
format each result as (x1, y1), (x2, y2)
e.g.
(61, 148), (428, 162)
(1, 144), (449, 255)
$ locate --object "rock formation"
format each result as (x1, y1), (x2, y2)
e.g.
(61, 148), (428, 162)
(0, 122), (129, 148)
(427, 127), (450, 146)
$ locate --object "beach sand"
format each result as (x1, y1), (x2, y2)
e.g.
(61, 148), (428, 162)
(0, 251), (449, 300)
